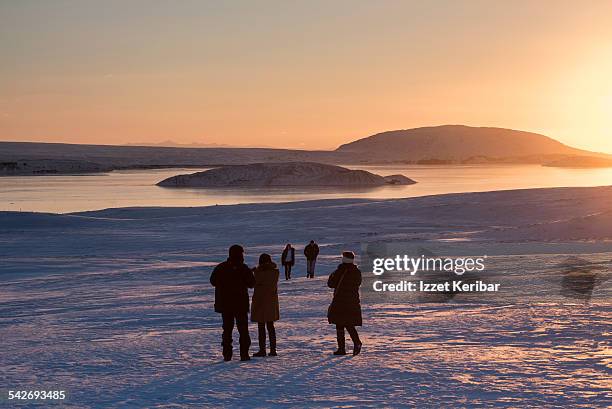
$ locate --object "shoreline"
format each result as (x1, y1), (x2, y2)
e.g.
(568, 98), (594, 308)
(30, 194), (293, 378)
(0, 184), (608, 216)
(3, 160), (611, 177)
(2, 185), (611, 266)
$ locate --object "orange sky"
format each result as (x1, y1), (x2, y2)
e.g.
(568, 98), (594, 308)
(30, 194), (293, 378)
(1, 1), (612, 152)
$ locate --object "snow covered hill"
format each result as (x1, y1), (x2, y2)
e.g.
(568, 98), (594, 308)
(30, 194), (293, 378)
(157, 162), (416, 187)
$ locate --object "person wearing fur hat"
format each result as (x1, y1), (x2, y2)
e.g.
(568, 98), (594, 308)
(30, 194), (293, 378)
(327, 251), (363, 356)
(251, 253), (280, 357)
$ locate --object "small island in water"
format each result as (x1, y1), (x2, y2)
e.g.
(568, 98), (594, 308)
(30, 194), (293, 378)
(157, 162), (416, 188)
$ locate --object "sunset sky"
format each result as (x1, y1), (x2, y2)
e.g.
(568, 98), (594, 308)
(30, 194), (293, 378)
(1, 0), (612, 152)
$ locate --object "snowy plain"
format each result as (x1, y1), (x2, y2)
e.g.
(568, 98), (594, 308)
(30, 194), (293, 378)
(0, 186), (611, 408)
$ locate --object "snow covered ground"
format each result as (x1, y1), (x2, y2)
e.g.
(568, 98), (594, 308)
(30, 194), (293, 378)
(1, 186), (611, 407)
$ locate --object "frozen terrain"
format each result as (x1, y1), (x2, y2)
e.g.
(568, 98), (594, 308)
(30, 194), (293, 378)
(0, 186), (611, 407)
(157, 162), (415, 187)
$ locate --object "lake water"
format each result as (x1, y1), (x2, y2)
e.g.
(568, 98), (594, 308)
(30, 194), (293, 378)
(1, 164), (612, 213)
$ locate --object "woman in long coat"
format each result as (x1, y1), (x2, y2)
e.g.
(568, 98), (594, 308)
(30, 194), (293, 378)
(251, 253), (280, 357)
(327, 251), (362, 356)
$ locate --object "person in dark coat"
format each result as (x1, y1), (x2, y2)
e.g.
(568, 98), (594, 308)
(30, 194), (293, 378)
(281, 244), (295, 280)
(327, 251), (363, 356)
(304, 240), (320, 278)
(210, 244), (255, 361)
(251, 253), (280, 357)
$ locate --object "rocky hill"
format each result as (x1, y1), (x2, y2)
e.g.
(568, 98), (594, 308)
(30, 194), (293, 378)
(336, 125), (605, 163)
(157, 162), (416, 187)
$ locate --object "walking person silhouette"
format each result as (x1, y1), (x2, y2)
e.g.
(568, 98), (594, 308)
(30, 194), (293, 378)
(327, 251), (363, 356)
(251, 253), (280, 357)
(210, 245), (255, 361)
(281, 243), (295, 280)
(304, 240), (319, 278)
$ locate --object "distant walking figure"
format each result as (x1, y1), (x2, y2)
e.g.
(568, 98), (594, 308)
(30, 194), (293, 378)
(281, 244), (295, 280)
(327, 251), (363, 356)
(304, 240), (320, 278)
(251, 253), (280, 357)
(210, 245), (255, 361)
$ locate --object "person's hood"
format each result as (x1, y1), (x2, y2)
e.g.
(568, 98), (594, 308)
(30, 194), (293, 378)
(255, 261), (278, 271)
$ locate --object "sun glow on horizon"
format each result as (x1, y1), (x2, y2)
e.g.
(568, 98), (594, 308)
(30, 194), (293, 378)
(1, 1), (612, 153)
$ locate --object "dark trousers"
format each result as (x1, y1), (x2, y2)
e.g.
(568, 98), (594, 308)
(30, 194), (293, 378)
(221, 311), (251, 359)
(306, 259), (316, 278)
(257, 321), (276, 352)
(283, 263), (292, 280)
(336, 325), (361, 350)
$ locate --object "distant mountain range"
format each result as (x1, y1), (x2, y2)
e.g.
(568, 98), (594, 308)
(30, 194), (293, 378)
(336, 125), (607, 163)
(123, 140), (274, 149)
(124, 140), (232, 148)
(2, 125), (611, 175)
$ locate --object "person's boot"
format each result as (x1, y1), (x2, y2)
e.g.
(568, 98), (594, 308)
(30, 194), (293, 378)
(253, 325), (267, 357)
(222, 341), (232, 361)
(346, 327), (362, 356)
(353, 341), (362, 356)
(268, 325), (277, 356)
(239, 344), (251, 361)
(334, 330), (346, 355)
(239, 341), (250, 361)
(240, 344), (251, 361)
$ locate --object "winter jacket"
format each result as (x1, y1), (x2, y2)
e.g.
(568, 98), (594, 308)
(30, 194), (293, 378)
(304, 243), (320, 260)
(210, 259), (255, 313)
(281, 247), (295, 266)
(327, 263), (363, 326)
(251, 262), (280, 323)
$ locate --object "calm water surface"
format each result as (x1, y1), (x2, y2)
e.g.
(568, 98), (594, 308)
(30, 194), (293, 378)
(1, 165), (612, 213)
